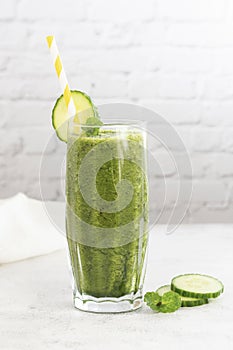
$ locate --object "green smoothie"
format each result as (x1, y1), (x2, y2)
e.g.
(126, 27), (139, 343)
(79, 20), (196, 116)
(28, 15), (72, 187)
(66, 127), (148, 299)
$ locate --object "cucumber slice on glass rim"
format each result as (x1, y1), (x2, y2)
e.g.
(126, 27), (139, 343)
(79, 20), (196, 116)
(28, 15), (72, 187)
(156, 285), (208, 307)
(171, 274), (224, 299)
(51, 90), (98, 142)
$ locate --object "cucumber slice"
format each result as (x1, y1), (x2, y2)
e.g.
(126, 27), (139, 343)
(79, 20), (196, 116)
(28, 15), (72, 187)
(52, 90), (97, 142)
(181, 296), (208, 307)
(171, 274), (224, 299)
(156, 285), (171, 296)
(156, 285), (208, 307)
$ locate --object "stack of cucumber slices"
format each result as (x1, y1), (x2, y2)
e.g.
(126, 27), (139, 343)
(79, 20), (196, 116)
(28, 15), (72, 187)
(171, 273), (223, 305)
(145, 273), (224, 313)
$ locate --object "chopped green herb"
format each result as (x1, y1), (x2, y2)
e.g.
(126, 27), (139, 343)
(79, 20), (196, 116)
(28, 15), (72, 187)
(144, 292), (161, 311)
(144, 291), (181, 313)
(83, 116), (103, 136)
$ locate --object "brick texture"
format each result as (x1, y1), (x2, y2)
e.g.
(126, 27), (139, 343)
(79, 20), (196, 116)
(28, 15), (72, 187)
(0, 0), (233, 223)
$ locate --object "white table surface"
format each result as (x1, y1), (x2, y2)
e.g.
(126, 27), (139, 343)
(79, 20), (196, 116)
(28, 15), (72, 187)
(0, 224), (232, 350)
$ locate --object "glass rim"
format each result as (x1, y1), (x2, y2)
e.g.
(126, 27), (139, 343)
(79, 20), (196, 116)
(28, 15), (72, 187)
(69, 117), (147, 128)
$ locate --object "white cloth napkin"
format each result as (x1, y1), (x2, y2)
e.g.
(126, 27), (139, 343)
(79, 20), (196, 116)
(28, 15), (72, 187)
(0, 193), (66, 264)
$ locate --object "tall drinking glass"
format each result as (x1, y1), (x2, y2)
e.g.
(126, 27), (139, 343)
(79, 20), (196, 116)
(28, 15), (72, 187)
(66, 119), (149, 313)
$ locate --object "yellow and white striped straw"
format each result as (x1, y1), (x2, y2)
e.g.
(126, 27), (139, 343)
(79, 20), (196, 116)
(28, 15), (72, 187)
(46, 35), (76, 117)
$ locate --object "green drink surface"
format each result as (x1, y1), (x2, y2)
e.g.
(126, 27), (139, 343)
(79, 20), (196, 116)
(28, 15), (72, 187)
(66, 129), (148, 298)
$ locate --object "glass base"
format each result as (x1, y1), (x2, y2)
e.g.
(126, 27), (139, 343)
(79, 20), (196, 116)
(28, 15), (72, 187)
(73, 291), (143, 313)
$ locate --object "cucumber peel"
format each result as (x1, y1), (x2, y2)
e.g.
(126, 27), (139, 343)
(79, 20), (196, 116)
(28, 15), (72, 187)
(181, 296), (208, 307)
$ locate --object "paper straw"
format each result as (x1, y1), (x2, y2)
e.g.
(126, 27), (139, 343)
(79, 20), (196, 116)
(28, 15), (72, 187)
(46, 36), (76, 117)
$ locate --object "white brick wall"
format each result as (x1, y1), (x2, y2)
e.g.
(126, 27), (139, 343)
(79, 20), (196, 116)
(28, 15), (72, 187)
(0, 0), (233, 223)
